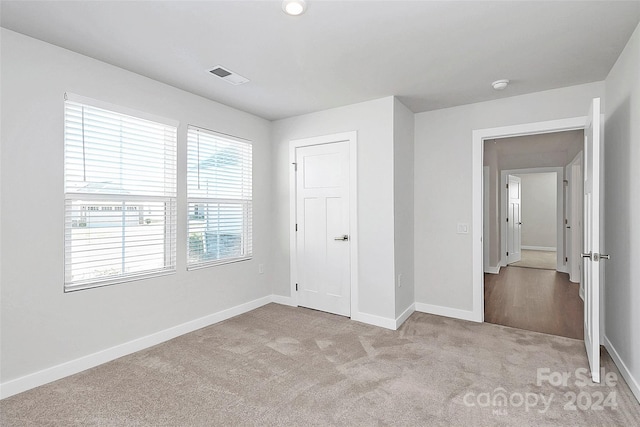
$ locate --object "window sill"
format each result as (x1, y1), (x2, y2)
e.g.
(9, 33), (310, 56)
(64, 268), (176, 293)
(186, 256), (253, 271)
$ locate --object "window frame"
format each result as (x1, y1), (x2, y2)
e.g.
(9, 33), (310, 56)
(186, 125), (253, 270)
(63, 93), (179, 292)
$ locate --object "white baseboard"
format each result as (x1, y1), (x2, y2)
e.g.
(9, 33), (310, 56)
(603, 336), (640, 404)
(415, 302), (479, 323)
(395, 303), (415, 329)
(484, 265), (501, 274)
(0, 295), (273, 400)
(273, 295), (411, 331)
(521, 246), (557, 251)
(270, 294), (296, 307)
(352, 311), (396, 330)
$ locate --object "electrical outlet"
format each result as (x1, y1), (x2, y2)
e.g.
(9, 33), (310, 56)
(457, 223), (469, 234)
(259, 263), (264, 274)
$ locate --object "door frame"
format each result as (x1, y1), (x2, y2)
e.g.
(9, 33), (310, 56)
(289, 131), (359, 316)
(483, 166), (490, 273)
(499, 167), (566, 272)
(472, 117), (587, 322)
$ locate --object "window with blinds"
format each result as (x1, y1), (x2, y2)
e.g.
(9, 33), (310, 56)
(187, 126), (252, 269)
(64, 94), (178, 291)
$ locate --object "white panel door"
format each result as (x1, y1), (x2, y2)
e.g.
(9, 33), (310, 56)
(583, 97), (603, 383)
(507, 175), (522, 264)
(295, 142), (350, 316)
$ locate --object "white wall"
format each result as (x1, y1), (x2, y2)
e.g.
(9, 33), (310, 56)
(271, 97), (397, 321)
(393, 99), (415, 317)
(0, 30), (272, 384)
(603, 22), (640, 401)
(415, 82), (604, 313)
(518, 173), (557, 249)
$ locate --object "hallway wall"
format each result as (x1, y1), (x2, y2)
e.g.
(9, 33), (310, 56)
(518, 172), (557, 250)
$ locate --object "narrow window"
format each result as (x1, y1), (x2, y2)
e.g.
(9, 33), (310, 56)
(64, 94), (177, 291)
(187, 126), (252, 269)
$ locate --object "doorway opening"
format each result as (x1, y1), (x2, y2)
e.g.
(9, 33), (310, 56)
(472, 116), (588, 322)
(506, 172), (558, 271)
(482, 131), (584, 339)
(501, 168), (564, 271)
(473, 98), (603, 383)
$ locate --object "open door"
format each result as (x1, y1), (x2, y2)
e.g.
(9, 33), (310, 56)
(506, 175), (522, 264)
(582, 97), (606, 383)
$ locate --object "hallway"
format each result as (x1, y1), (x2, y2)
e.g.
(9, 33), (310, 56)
(509, 249), (557, 270)
(484, 266), (583, 339)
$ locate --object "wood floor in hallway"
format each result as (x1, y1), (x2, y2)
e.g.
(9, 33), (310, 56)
(484, 266), (584, 340)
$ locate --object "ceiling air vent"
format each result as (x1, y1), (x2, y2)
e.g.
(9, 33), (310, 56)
(208, 65), (249, 85)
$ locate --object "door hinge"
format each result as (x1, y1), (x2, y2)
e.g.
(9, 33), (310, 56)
(295, 283), (298, 291)
(565, 257), (568, 263)
(507, 251), (509, 256)
(292, 162), (297, 171)
(506, 217), (509, 222)
(295, 223), (298, 232)
(506, 183), (509, 189)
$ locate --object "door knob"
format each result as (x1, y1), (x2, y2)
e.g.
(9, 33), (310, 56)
(334, 235), (349, 241)
(582, 252), (610, 261)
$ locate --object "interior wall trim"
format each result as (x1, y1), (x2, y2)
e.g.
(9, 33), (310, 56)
(415, 302), (477, 323)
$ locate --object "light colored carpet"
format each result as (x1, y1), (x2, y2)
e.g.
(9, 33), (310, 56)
(510, 250), (557, 270)
(1, 303), (639, 426)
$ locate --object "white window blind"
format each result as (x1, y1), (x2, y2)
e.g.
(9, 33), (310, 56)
(187, 126), (252, 269)
(64, 94), (178, 291)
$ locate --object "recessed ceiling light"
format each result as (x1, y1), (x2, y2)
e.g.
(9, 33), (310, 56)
(492, 79), (510, 90)
(283, 0), (307, 16)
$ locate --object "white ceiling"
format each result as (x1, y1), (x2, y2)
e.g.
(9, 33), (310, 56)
(490, 130), (583, 156)
(2, 1), (639, 121)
